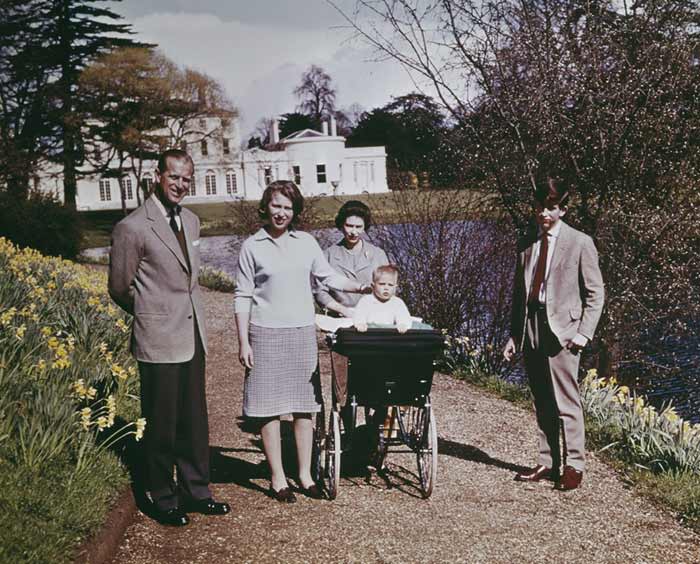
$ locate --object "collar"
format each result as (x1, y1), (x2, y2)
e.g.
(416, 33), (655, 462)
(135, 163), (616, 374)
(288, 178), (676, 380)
(253, 227), (300, 241)
(152, 195), (181, 218)
(538, 219), (563, 240)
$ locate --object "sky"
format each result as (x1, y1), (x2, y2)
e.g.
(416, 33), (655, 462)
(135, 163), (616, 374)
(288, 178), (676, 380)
(106, 0), (424, 141)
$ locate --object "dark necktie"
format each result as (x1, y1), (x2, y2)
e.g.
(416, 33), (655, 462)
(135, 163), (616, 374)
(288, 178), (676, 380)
(529, 233), (549, 304)
(169, 206), (181, 234)
(168, 206), (190, 271)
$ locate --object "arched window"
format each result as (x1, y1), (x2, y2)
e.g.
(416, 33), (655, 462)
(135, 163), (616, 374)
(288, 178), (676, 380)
(205, 170), (217, 195)
(225, 170), (237, 195)
(120, 176), (133, 200)
(99, 179), (111, 201)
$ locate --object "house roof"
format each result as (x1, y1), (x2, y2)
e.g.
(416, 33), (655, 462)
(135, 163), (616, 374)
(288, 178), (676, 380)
(282, 129), (327, 141)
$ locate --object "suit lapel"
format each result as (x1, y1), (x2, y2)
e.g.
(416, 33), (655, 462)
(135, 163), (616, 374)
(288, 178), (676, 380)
(145, 197), (189, 272)
(523, 237), (537, 297)
(548, 221), (570, 278)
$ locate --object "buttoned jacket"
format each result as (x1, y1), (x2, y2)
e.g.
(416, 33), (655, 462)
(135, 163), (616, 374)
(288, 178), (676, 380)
(315, 239), (389, 309)
(510, 221), (604, 350)
(108, 195), (207, 363)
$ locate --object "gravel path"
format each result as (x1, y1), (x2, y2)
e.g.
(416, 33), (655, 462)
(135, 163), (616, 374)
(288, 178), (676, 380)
(110, 290), (700, 564)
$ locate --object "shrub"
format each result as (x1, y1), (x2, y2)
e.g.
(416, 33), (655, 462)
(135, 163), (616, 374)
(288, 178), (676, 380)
(198, 266), (236, 293)
(0, 191), (82, 259)
(372, 189), (516, 377)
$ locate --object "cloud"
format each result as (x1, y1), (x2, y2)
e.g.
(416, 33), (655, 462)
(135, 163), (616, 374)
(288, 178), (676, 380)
(126, 8), (427, 138)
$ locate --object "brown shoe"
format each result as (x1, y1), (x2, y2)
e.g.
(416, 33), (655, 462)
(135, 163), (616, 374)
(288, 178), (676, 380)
(514, 464), (556, 482)
(555, 466), (583, 491)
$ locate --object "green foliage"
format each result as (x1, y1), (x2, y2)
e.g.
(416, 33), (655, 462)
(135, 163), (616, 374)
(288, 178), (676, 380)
(0, 237), (141, 561)
(0, 191), (82, 259)
(580, 370), (700, 474)
(0, 452), (128, 564)
(348, 93), (469, 188)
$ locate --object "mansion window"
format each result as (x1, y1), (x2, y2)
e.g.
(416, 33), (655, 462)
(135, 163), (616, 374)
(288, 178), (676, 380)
(187, 176), (196, 196)
(201, 140), (208, 157)
(198, 118), (207, 130)
(223, 138), (230, 155)
(316, 164), (327, 184)
(264, 166), (273, 186)
(226, 170), (238, 195)
(293, 165), (301, 185)
(142, 173), (153, 194)
(99, 179), (111, 201)
(205, 170), (217, 195)
(120, 176), (133, 200)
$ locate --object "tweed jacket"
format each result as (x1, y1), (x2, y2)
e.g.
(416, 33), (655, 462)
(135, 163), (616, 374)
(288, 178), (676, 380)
(510, 221), (604, 350)
(315, 239), (389, 309)
(108, 195), (207, 363)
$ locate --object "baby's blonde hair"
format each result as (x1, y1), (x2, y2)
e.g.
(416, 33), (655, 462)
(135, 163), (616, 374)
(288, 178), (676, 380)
(373, 264), (400, 282)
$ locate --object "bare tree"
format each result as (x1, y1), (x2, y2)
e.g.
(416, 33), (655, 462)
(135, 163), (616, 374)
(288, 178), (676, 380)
(334, 0), (700, 377)
(293, 64), (337, 124)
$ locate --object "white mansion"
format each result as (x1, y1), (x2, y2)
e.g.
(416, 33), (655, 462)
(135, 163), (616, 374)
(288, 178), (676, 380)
(37, 116), (389, 211)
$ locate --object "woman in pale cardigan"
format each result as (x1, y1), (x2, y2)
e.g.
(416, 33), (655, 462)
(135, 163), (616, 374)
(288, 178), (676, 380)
(234, 181), (368, 503)
(314, 201), (389, 427)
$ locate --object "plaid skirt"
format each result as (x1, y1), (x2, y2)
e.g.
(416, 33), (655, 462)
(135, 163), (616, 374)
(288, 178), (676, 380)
(243, 324), (322, 418)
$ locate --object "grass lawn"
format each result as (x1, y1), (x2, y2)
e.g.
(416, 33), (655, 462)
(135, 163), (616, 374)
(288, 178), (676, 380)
(78, 189), (498, 250)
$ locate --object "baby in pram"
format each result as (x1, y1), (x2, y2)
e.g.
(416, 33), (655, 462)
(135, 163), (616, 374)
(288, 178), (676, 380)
(353, 264), (412, 333)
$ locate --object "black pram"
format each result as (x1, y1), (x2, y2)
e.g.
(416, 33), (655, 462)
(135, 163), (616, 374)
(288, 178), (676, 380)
(316, 326), (445, 499)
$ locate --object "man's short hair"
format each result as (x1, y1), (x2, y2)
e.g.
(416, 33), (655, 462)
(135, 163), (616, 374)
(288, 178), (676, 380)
(157, 149), (194, 173)
(535, 176), (570, 208)
(373, 264), (400, 282)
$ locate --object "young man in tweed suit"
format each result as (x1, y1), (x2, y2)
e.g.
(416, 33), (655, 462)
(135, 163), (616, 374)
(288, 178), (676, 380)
(503, 177), (604, 491)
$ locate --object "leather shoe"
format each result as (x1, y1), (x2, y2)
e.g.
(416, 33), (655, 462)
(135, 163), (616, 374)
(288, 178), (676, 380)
(154, 507), (189, 527)
(269, 486), (297, 503)
(185, 498), (231, 515)
(514, 465), (557, 482)
(299, 483), (324, 500)
(556, 466), (583, 491)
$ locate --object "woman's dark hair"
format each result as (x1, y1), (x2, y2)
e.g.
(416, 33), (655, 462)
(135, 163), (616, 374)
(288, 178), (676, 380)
(334, 200), (372, 231)
(258, 180), (304, 225)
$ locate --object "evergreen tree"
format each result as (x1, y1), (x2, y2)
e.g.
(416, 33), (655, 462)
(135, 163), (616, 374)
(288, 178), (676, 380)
(0, 0), (143, 206)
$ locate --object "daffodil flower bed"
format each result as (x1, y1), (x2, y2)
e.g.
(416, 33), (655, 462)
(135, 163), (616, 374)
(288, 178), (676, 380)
(581, 369), (700, 473)
(0, 237), (142, 563)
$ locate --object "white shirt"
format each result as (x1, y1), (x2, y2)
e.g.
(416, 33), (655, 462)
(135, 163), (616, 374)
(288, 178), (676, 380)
(531, 220), (562, 303)
(152, 195), (182, 231)
(353, 294), (412, 328)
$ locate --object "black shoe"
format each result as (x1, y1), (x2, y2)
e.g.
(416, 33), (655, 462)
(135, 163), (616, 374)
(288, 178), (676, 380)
(269, 486), (297, 503)
(184, 498), (231, 515)
(154, 507), (189, 526)
(299, 483), (324, 500)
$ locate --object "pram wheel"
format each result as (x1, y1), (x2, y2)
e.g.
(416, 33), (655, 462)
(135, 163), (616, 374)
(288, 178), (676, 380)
(400, 402), (438, 498)
(323, 409), (341, 500)
(312, 405), (325, 484)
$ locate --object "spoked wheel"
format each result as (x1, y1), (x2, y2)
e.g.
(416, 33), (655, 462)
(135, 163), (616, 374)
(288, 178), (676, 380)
(399, 401), (438, 498)
(311, 405), (325, 484)
(324, 410), (341, 500)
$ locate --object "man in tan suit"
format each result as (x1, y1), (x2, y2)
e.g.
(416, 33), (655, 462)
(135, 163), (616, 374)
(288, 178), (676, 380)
(503, 177), (604, 491)
(109, 149), (229, 525)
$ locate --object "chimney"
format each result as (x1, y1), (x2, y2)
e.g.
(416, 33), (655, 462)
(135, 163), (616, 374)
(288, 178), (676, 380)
(271, 119), (280, 144)
(330, 116), (337, 136)
(322, 121), (329, 135)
